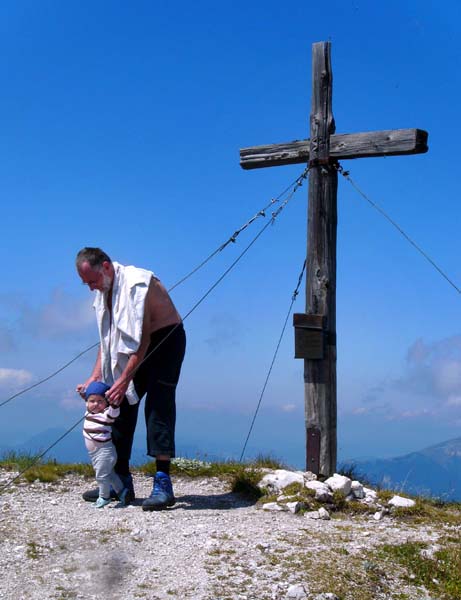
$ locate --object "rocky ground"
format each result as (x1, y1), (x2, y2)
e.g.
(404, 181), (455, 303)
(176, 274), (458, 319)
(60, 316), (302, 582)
(0, 469), (451, 600)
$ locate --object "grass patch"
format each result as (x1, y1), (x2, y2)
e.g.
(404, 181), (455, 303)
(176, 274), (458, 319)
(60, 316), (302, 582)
(335, 500), (375, 517)
(389, 498), (461, 526)
(250, 453), (289, 470)
(376, 489), (395, 503)
(230, 467), (263, 501)
(374, 538), (461, 600)
(0, 451), (94, 485)
(1, 450), (41, 472)
(26, 541), (51, 559)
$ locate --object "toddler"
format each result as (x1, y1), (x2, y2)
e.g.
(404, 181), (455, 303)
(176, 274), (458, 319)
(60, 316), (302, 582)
(83, 381), (128, 508)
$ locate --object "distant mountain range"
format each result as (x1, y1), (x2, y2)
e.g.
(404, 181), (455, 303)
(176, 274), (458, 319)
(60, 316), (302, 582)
(346, 437), (461, 501)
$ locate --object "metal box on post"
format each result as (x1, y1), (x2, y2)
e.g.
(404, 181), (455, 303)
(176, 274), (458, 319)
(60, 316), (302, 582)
(293, 313), (326, 360)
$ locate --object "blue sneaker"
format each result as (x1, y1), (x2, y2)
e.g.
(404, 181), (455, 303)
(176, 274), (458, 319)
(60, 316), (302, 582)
(94, 496), (111, 508)
(142, 472), (175, 511)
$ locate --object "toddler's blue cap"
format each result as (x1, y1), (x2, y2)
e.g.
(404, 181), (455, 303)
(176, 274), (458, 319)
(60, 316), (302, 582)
(85, 381), (110, 399)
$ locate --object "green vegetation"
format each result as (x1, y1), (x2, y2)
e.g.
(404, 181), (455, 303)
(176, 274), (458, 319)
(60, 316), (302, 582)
(0, 451), (94, 484)
(373, 539), (461, 600)
(385, 496), (461, 527)
(26, 541), (42, 560)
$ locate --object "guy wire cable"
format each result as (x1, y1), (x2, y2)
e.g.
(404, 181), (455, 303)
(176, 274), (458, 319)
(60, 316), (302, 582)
(0, 167), (307, 484)
(336, 162), (461, 295)
(0, 414), (85, 495)
(239, 259), (307, 463)
(168, 165), (310, 291)
(0, 341), (100, 409)
(0, 166), (310, 409)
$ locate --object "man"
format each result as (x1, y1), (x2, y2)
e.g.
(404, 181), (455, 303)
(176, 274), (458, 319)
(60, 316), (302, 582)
(76, 247), (186, 511)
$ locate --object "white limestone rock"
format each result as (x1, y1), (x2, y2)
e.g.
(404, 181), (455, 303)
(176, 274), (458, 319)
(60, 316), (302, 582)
(324, 473), (352, 497)
(258, 469), (305, 494)
(286, 501), (303, 514)
(373, 509), (386, 521)
(351, 480), (365, 499)
(388, 495), (416, 508)
(362, 487), (378, 503)
(261, 502), (289, 512)
(305, 480), (333, 502)
(318, 507), (330, 520)
(305, 510), (320, 520)
(286, 583), (308, 599)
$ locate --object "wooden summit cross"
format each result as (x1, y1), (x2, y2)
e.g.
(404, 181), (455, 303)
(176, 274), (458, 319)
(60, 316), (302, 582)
(239, 41), (428, 476)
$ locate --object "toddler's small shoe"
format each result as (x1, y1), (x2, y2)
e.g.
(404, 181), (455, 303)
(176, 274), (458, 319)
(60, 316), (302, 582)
(94, 496), (111, 508)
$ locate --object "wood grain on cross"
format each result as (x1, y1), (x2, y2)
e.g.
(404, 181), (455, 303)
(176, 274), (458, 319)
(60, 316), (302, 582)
(239, 41), (428, 476)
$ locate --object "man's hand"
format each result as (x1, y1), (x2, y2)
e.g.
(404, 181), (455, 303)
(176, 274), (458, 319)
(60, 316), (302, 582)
(76, 377), (98, 399)
(106, 377), (130, 406)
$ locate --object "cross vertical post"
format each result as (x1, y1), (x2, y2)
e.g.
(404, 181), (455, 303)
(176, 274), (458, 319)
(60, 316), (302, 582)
(305, 42), (337, 476)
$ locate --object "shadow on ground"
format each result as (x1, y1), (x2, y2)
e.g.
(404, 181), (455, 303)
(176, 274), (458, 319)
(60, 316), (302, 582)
(130, 492), (256, 510)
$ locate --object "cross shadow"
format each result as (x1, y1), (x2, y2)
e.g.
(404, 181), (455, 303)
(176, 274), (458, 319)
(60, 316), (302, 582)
(131, 492), (256, 511)
(175, 491), (256, 510)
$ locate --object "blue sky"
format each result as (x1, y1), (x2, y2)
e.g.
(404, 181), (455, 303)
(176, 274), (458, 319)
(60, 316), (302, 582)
(1, 1), (461, 468)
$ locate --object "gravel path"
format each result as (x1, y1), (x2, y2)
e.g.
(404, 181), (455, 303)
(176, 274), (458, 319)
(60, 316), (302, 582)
(0, 470), (442, 600)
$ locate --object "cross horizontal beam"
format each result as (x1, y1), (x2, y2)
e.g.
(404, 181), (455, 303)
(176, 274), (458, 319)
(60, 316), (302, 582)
(240, 128), (428, 170)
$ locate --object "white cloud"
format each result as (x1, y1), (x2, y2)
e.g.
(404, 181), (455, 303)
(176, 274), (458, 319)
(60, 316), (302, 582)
(395, 408), (431, 419)
(350, 406), (371, 415)
(280, 403), (297, 412)
(351, 335), (461, 421)
(0, 368), (33, 386)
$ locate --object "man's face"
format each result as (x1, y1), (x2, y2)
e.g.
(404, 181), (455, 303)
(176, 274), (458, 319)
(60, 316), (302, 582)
(78, 261), (112, 292)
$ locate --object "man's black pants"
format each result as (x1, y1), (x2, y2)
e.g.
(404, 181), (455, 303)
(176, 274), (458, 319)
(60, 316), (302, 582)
(112, 323), (186, 476)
